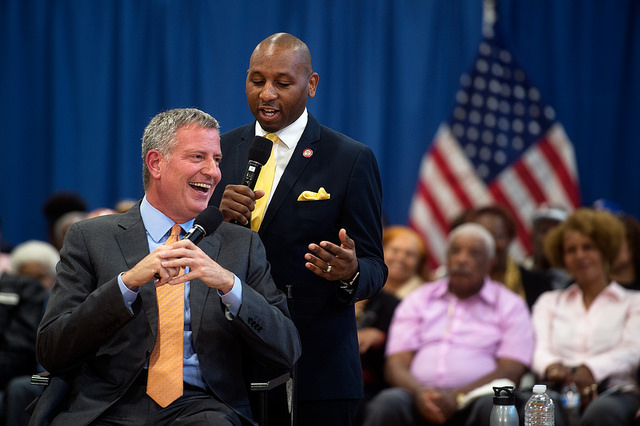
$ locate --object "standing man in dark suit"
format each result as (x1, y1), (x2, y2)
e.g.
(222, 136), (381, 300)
(32, 108), (301, 425)
(209, 33), (387, 426)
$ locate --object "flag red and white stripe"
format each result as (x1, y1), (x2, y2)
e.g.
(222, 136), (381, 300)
(409, 31), (580, 269)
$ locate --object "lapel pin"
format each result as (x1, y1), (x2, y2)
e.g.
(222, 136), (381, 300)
(303, 148), (313, 158)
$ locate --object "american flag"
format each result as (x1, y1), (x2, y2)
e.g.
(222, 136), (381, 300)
(409, 28), (581, 269)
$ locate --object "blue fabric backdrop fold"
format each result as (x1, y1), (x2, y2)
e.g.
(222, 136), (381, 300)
(1, 0), (638, 248)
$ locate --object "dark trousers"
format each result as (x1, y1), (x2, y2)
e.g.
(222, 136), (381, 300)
(268, 395), (359, 426)
(86, 372), (245, 426)
(362, 388), (493, 426)
(579, 391), (640, 426)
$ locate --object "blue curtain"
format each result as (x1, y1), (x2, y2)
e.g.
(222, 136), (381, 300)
(1, 0), (638, 248)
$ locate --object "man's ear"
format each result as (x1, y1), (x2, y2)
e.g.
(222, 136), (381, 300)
(146, 150), (164, 180)
(307, 72), (319, 98)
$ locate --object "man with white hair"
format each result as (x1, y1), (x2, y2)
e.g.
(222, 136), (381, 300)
(363, 223), (534, 426)
(9, 240), (59, 291)
(1, 240), (58, 425)
(0, 241), (53, 395)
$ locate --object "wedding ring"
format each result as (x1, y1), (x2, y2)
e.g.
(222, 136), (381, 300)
(325, 264), (332, 273)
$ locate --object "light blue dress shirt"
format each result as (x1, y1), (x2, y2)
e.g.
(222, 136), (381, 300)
(117, 197), (242, 389)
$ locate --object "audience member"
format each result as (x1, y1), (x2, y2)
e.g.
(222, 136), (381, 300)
(354, 291), (399, 426)
(354, 226), (427, 425)
(210, 33), (386, 426)
(41, 192), (87, 250)
(51, 211), (87, 252)
(381, 226), (428, 299)
(86, 207), (117, 218)
(0, 272), (47, 425)
(0, 258), (48, 393)
(1, 240), (57, 425)
(363, 223), (534, 426)
(522, 204), (571, 290)
(114, 198), (137, 213)
(466, 204), (552, 309)
(29, 108), (301, 425)
(532, 208), (640, 426)
(610, 213), (640, 290)
(9, 240), (59, 291)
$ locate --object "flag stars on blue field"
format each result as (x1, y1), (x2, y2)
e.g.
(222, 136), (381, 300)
(449, 32), (556, 182)
(409, 21), (580, 268)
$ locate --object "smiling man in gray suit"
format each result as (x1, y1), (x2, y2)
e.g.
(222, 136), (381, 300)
(31, 108), (301, 426)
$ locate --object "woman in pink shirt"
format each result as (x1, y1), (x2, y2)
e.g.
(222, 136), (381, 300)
(532, 208), (640, 426)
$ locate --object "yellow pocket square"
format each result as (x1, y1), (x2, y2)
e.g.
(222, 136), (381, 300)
(297, 187), (331, 201)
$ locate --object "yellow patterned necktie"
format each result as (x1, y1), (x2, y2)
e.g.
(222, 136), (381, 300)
(251, 133), (277, 231)
(147, 223), (184, 407)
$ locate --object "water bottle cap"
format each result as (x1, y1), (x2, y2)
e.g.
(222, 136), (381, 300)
(532, 384), (547, 394)
(492, 386), (516, 405)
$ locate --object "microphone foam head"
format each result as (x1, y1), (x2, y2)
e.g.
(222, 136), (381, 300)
(194, 206), (224, 236)
(248, 135), (272, 165)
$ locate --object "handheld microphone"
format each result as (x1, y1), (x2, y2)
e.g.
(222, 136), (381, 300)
(183, 206), (224, 244)
(230, 135), (273, 226)
(154, 206), (224, 279)
(242, 135), (273, 190)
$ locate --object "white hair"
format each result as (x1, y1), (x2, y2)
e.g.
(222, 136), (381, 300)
(9, 240), (60, 277)
(447, 223), (496, 259)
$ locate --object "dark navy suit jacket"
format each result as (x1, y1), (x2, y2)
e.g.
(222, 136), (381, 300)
(210, 114), (387, 401)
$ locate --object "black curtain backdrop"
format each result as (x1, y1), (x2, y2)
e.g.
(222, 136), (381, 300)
(1, 0), (639, 249)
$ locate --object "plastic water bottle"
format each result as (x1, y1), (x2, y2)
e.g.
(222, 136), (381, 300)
(524, 384), (554, 426)
(561, 382), (581, 426)
(490, 386), (519, 426)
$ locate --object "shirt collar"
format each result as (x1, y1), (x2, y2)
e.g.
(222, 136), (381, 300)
(434, 275), (495, 303)
(140, 196), (195, 243)
(476, 277), (499, 304)
(254, 108), (308, 149)
(566, 281), (627, 301)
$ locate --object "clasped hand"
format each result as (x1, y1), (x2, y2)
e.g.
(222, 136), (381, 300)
(122, 240), (235, 294)
(415, 388), (457, 424)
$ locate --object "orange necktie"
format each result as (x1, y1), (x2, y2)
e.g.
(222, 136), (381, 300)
(147, 223), (184, 407)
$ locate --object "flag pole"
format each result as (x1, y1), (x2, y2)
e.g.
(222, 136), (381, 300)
(483, 0), (497, 34)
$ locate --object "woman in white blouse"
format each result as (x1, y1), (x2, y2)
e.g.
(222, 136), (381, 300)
(531, 207), (640, 425)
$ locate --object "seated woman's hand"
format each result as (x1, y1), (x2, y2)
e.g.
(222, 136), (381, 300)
(570, 364), (596, 390)
(569, 365), (597, 409)
(545, 362), (570, 385)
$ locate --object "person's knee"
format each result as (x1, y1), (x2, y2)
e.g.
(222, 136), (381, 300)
(363, 388), (413, 424)
(580, 395), (635, 426)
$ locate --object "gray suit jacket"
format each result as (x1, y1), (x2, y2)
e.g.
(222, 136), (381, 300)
(33, 203), (300, 425)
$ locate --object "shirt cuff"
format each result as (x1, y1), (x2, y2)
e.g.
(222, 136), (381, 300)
(219, 274), (242, 317)
(118, 272), (139, 311)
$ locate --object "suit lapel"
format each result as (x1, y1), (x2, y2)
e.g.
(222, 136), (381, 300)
(115, 205), (150, 272)
(260, 116), (321, 233)
(227, 126), (255, 184)
(114, 204), (159, 338)
(189, 232), (222, 342)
